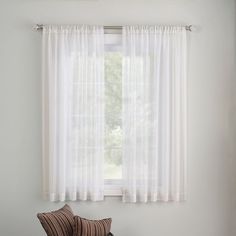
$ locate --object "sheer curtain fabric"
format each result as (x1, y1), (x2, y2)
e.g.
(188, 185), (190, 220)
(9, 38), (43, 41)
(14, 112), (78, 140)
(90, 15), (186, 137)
(42, 25), (105, 201)
(122, 26), (187, 202)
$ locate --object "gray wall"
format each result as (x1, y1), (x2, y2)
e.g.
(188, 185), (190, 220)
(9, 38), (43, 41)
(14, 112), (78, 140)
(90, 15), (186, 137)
(0, 0), (235, 236)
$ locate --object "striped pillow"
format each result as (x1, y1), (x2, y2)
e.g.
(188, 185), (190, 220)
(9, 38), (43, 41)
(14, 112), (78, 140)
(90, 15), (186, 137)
(73, 215), (112, 236)
(37, 204), (74, 236)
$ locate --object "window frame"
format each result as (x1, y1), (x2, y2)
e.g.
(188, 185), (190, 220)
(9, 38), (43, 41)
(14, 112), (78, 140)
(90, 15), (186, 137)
(104, 31), (123, 196)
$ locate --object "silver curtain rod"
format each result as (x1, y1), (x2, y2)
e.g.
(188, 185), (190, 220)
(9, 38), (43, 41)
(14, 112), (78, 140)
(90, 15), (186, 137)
(33, 24), (193, 31)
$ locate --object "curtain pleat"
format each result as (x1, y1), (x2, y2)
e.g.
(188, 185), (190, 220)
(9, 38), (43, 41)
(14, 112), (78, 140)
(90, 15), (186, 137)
(42, 25), (105, 201)
(122, 26), (187, 202)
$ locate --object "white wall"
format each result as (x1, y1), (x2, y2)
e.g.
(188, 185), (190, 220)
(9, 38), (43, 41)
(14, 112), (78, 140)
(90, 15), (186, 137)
(0, 0), (235, 236)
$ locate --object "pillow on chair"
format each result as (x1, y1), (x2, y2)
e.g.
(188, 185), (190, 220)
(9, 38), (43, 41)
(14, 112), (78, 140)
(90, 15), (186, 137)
(73, 215), (112, 236)
(37, 204), (74, 236)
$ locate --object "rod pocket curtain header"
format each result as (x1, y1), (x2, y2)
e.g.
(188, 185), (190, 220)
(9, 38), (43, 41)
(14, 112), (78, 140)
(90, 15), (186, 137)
(42, 25), (104, 34)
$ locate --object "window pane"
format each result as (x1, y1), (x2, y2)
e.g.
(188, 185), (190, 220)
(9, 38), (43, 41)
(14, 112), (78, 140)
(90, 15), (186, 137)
(105, 51), (122, 180)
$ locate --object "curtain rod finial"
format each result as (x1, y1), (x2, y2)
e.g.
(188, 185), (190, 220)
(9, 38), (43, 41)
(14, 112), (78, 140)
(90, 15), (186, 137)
(32, 24), (43, 31)
(185, 25), (192, 31)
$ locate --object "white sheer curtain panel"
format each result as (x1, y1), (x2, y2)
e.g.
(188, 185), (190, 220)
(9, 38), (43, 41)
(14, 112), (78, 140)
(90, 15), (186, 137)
(42, 25), (105, 201)
(122, 26), (187, 202)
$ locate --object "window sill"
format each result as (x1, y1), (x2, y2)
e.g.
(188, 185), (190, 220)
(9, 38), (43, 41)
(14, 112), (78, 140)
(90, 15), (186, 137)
(104, 188), (122, 196)
(104, 179), (122, 196)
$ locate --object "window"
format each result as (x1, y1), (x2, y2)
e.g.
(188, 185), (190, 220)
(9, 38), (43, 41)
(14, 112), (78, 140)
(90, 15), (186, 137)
(71, 32), (123, 196)
(104, 32), (123, 195)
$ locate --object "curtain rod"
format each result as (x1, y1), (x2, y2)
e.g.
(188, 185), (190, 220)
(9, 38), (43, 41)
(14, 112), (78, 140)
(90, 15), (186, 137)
(33, 24), (193, 31)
